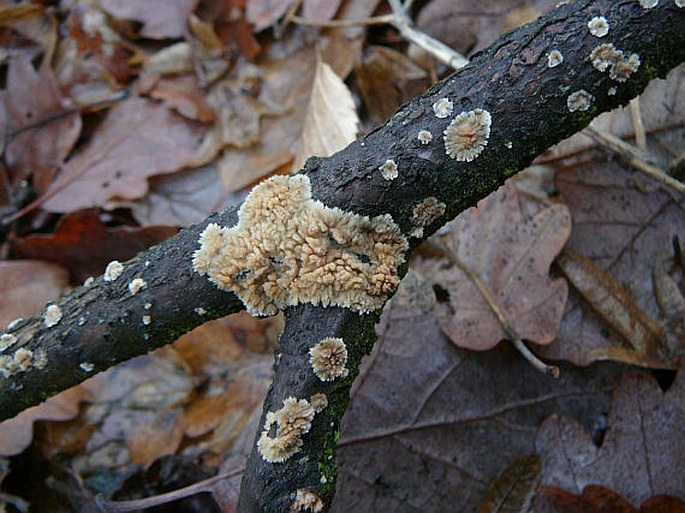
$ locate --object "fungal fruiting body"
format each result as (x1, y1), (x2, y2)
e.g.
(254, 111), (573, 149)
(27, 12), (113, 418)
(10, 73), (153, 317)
(257, 397), (316, 463)
(103, 260), (124, 282)
(639, 0), (658, 6)
(567, 90), (594, 112)
(0, 334), (17, 352)
(547, 50), (563, 68)
(142, 315), (152, 325)
(309, 337), (349, 381)
(128, 278), (147, 295)
(432, 98), (453, 118)
(310, 393), (328, 413)
(608, 86), (617, 96)
(290, 490), (324, 513)
(410, 197), (447, 238)
(417, 130), (433, 144)
(590, 44), (640, 82)
(80, 362), (95, 372)
(193, 175), (408, 316)
(444, 109), (492, 162)
(380, 159), (398, 180)
(44, 304), (62, 328)
(0, 348), (42, 378)
(587, 16), (609, 37)
(83, 277), (94, 286)
(677, 0), (684, 7)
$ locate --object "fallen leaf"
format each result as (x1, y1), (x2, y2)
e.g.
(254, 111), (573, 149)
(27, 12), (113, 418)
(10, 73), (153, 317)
(333, 299), (627, 513)
(100, 0), (199, 39)
(2, 54), (82, 194)
(355, 45), (428, 126)
(293, 57), (358, 170)
(10, 209), (177, 283)
(533, 485), (685, 513)
(0, 260), (69, 328)
(535, 369), (685, 506)
(127, 409), (185, 468)
(534, 162), (685, 366)
(476, 454), (541, 513)
(148, 75), (215, 123)
(302, 0), (343, 23)
(40, 96), (207, 213)
(427, 181), (570, 350)
(0, 386), (91, 457)
(246, 0), (295, 32)
(0, 3), (57, 61)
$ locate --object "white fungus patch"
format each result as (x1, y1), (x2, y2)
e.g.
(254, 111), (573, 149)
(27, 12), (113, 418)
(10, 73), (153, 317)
(505, 141), (513, 149)
(567, 90), (594, 112)
(547, 50), (563, 68)
(257, 397), (316, 463)
(608, 86), (618, 96)
(587, 16), (609, 37)
(0, 334), (17, 352)
(309, 337), (349, 381)
(310, 393), (328, 413)
(44, 304), (63, 328)
(194, 307), (207, 315)
(7, 318), (23, 331)
(444, 108), (492, 162)
(142, 315), (152, 325)
(417, 130), (433, 144)
(639, 0), (659, 7)
(432, 97), (453, 118)
(83, 277), (95, 287)
(410, 197), (447, 238)
(590, 43), (621, 72)
(379, 159), (398, 180)
(590, 43), (640, 82)
(33, 350), (47, 369)
(104, 260), (124, 282)
(610, 53), (640, 82)
(677, 0), (684, 7)
(193, 175), (408, 316)
(289, 489), (324, 513)
(128, 277), (147, 295)
(14, 348), (33, 371)
(0, 347), (41, 377)
(144, 302), (152, 310)
(80, 362), (95, 372)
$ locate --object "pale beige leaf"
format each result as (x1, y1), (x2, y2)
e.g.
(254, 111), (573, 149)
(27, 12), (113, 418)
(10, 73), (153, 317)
(293, 58), (358, 171)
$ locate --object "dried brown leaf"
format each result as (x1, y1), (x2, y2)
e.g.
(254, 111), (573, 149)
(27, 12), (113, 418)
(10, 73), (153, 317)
(293, 57), (358, 170)
(535, 369), (685, 506)
(149, 75), (215, 124)
(302, 0), (343, 22)
(429, 181), (570, 350)
(128, 410), (185, 468)
(101, 0), (199, 39)
(476, 455), (541, 513)
(41, 96), (206, 213)
(2, 55), (81, 194)
(0, 260), (68, 328)
(246, 0), (294, 32)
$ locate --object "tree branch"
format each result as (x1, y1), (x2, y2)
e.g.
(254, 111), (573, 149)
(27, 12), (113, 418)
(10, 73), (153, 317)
(1, 1), (684, 512)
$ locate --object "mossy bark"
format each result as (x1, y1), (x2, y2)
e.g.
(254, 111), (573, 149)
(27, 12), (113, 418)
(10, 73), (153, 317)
(0, 1), (684, 512)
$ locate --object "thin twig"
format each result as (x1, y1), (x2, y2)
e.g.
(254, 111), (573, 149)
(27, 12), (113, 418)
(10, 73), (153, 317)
(629, 98), (647, 150)
(512, 339), (560, 377)
(585, 125), (685, 196)
(290, 13), (395, 28)
(95, 466), (244, 512)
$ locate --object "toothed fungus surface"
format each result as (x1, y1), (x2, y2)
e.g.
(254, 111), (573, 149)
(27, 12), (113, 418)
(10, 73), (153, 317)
(193, 175), (408, 316)
(588, 16), (609, 37)
(44, 304), (62, 328)
(257, 397), (316, 463)
(104, 260), (124, 282)
(0, 334), (17, 352)
(379, 159), (398, 180)
(410, 197), (446, 238)
(432, 98), (453, 118)
(309, 337), (349, 381)
(290, 490), (324, 513)
(567, 90), (594, 112)
(417, 130), (433, 144)
(444, 109), (492, 162)
(547, 50), (563, 68)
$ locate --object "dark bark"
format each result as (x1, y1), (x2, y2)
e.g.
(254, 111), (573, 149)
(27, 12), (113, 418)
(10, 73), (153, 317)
(0, 0), (684, 511)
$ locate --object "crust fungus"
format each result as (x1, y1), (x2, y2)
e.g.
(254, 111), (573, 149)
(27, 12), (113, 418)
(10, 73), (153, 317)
(84, 277), (94, 287)
(290, 490), (324, 513)
(590, 43), (621, 71)
(0, 348), (39, 378)
(610, 53), (640, 82)
(142, 315), (152, 325)
(677, 0), (684, 7)
(257, 397), (316, 463)
(310, 393), (328, 413)
(44, 304), (62, 328)
(590, 44), (640, 82)
(547, 50), (563, 68)
(128, 278), (147, 295)
(193, 175), (408, 316)
(639, 0), (659, 6)
(587, 16), (609, 37)
(567, 90), (594, 112)
(410, 197), (446, 238)
(432, 98), (453, 118)
(608, 86), (618, 96)
(443, 108), (492, 162)
(80, 362), (95, 372)
(0, 334), (17, 352)
(309, 337), (349, 381)
(104, 260), (124, 282)
(379, 159), (398, 180)
(417, 130), (433, 144)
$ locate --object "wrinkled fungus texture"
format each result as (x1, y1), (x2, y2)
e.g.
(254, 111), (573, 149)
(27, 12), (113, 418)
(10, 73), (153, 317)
(257, 397), (316, 463)
(411, 197), (446, 238)
(417, 129), (433, 144)
(309, 337), (349, 381)
(103, 260), (124, 282)
(193, 175), (408, 316)
(379, 159), (398, 180)
(432, 98), (453, 118)
(547, 50), (563, 68)
(444, 109), (492, 162)
(289, 489), (324, 512)
(588, 16), (609, 37)
(590, 44), (640, 82)
(567, 90), (594, 112)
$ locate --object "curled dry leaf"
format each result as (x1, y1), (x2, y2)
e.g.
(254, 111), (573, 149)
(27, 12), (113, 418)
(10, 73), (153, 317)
(476, 454), (541, 513)
(100, 0), (199, 39)
(41, 96), (207, 213)
(292, 57), (358, 170)
(535, 369), (685, 506)
(426, 181), (570, 350)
